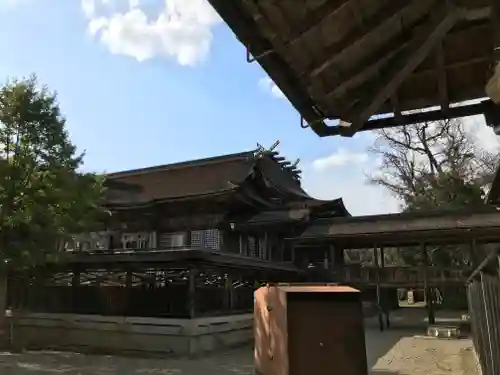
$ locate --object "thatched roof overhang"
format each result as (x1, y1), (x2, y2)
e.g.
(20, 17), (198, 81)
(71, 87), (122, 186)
(208, 0), (498, 137)
(289, 207), (500, 248)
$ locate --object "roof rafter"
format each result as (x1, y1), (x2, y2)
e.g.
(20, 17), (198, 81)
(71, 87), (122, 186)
(309, 0), (437, 81)
(339, 6), (466, 136)
(435, 41), (450, 114)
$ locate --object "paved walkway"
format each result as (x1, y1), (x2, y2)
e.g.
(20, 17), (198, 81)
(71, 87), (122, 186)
(0, 328), (480, 375)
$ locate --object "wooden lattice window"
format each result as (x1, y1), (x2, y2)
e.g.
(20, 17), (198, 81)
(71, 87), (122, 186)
(191, 229), (221, 250)
(258, 236), (267, 260)
(121, 232), (150, 249)
(247, 236), (256, 257)
(159, 232), (186, 248)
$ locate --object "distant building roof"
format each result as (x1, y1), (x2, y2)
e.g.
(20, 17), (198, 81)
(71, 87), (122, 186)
(104, 147), (350, 216)
(106, 150), (255, 202)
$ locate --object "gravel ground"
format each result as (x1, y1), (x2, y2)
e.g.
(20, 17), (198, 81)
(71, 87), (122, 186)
(0, 328), (481, 375)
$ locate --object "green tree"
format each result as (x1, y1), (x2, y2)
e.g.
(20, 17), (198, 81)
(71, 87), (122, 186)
(0, 76), (105, 326)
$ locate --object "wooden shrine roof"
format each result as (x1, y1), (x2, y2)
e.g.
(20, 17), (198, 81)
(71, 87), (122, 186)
(104, 147), (349, 216)
(106, 151), (254, 202)
(208, 0), (498, 137)
(292, 207), (500, 247)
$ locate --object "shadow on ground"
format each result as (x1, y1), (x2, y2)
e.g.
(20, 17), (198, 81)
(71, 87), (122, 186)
(0, 309), (476, 375)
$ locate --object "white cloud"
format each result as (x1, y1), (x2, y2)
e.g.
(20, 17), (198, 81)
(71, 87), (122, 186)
(82, 0), (222, 66)
(258, 77), (285, 99)
(302, 161), (401, 216)
(312, 149), (368, 171)
(463, 114), (500, 152)
(0, 0), (28, 8)
(81, 0), (96, 18)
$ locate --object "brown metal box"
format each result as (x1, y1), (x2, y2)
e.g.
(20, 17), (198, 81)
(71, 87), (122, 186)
(254, 284), (368, 375)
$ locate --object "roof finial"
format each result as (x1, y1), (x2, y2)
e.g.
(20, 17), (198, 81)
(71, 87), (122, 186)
(254, 140), (280, 158)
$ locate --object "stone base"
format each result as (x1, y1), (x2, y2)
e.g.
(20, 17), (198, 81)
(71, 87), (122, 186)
(8, 312), (253, 358)
(426, 325), (461, 339)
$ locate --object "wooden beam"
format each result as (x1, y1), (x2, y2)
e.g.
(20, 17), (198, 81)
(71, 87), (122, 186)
(323, 20), (491, 110)
(284, 0), (354, 45)
(390, 93), (403, 120)
(324, 42), (407, 107)
(339, 7), (465, 136)
(435, 42), (449, 113)
(309, 0), (437, 79)
(324, 100), (490, 136)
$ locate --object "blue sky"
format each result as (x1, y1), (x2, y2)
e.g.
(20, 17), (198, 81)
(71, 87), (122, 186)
(0, 0), (496, 215)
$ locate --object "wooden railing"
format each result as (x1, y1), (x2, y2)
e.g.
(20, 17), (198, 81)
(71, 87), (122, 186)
(335, 265), (471, 285)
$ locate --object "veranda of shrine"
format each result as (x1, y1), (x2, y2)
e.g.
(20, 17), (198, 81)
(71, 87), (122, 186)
(5, 0), (500, 364)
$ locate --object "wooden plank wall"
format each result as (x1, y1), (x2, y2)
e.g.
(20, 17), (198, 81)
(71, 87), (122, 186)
(7, 312), (253, 357)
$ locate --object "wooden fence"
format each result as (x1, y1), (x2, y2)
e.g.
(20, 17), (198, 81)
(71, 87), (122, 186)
(467, 249), (500, 375)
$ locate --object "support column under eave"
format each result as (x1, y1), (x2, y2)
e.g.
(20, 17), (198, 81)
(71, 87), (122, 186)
(421, 243), (435, 325)
(187, 268), (197, 319)
(226, 275), (235, 312)
(374, 245), (384, 332)
(0, 268), (7, 348)
(71, 268), (80, 313)
(379, 246), (391, 329)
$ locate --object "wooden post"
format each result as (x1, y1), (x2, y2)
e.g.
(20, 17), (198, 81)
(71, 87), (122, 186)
(0, 269), (7, 347)
(374, 245), (384, 331)
(328, 245), (335, 270)
(263, 231), (268, 260)
(125, 269), (133, 316)
(226, 275), (235, 312)
(421, 243), (435, 325)
(470, 238), (479, 268)
(380, 246), (391, 328)
(187, 268), (197, 318)
(71, 268), (80, 313)
(239, 234), (244, 256)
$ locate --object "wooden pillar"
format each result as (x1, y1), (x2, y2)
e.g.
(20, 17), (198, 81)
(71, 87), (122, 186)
(0, 268), (8, 346)
(328, 245), (335, 270)
(379, 246), (390, 328)
(374, 245), (384, 332)
(323, 248), (329, 270)
(470, 238), (479, 268)
(71, 268), (80, 313)
(125, 270), (132, 288)
(239, 234), (244, 256)
(421, 243), (435, 325)
(225, 275), (235, 312)
(187, 268), (197, 318)
(125, 269), (133, 316)
(263, 231), (268, 260)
